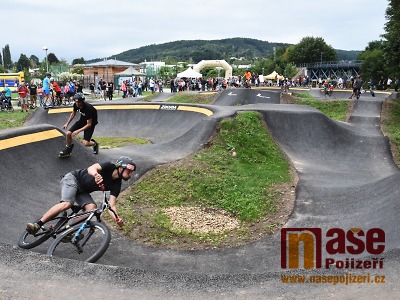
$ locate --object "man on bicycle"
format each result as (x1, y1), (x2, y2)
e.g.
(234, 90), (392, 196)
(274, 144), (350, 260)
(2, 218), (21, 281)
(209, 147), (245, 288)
(349, 75), (363, 99)
(59, 92), (99, 157)
(26, 156), (136, 234)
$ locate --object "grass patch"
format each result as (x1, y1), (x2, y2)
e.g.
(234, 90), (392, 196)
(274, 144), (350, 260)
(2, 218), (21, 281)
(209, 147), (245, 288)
(114, 111), (295, 249)
(166, 92), (218, 104)
(0, 109), (35, 130)
(76, 136), (150, 148)
(293, 99), (350, 121)
(294, 93), (315, 99)
(382, 99), (400, 165)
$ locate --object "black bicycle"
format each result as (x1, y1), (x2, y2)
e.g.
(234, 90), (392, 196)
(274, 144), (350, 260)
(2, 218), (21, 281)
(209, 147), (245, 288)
(18, 192), (117, 263)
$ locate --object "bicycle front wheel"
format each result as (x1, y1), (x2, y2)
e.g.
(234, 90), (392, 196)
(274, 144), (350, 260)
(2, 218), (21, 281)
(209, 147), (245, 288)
(46, 221), (111, 263)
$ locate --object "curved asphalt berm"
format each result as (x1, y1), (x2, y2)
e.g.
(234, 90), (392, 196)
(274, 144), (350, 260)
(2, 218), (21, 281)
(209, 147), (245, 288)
(0, 89), (399, 299)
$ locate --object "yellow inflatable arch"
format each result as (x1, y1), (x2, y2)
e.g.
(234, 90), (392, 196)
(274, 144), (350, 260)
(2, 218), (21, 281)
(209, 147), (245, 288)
(193, 60), (233, 79)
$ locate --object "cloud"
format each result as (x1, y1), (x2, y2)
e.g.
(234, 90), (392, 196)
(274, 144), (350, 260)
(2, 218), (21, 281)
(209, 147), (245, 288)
(4, 0), (387, 63)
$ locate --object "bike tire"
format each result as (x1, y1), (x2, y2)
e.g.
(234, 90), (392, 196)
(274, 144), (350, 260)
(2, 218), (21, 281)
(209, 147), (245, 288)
(46, 221), (111, 263)
(17, 211), (67, 249)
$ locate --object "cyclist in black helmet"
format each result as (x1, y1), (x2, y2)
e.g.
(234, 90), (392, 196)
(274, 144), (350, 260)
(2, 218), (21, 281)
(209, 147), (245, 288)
(59, 92), (99, 157)
(26, 156), (137, 234)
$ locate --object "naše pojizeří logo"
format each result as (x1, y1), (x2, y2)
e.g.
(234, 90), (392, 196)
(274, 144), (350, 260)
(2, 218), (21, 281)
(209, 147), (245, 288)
(281, 228), (385, 269)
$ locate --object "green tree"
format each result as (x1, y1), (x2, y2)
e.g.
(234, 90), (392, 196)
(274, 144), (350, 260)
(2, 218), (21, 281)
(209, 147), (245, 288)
(359, 40), (386, 83)
(47, 52), (59, 64)
(383, 0), (400, 77)
(16, 54), (31, 71)
(29, 55), (39, 68)
(72, 57), (85, 65)
(288, 36), (337, 65)
(0, 51), (2, 66)
(2, 44), (12, 69)
(158, 66), (174, 80)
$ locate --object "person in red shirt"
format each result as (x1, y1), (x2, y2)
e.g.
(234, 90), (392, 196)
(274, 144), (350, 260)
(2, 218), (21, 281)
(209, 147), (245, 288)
(18, 81), (29, 112)
(50, 78), (62, 105)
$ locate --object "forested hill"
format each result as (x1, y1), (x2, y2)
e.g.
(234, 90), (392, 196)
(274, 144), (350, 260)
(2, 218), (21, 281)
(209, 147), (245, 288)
(87, 37), (360, 64)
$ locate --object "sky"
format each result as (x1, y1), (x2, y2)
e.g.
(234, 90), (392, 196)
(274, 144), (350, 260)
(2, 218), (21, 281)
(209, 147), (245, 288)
(2, 0), (388, 64)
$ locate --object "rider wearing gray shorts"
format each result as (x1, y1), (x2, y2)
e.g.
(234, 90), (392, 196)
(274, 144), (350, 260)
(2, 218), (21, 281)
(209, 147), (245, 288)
(60, 172), (95, 208)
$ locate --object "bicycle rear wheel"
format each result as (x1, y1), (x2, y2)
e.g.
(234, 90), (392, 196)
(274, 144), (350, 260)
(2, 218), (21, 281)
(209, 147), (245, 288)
(46, 221), (111, 263)
(18, 211), (67, 249)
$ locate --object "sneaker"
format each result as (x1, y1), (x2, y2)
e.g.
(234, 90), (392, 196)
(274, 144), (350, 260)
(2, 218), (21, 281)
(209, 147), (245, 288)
(26, 223), (40, 235)
(91, 139), (99, 154)
(59, 144), (74, 157)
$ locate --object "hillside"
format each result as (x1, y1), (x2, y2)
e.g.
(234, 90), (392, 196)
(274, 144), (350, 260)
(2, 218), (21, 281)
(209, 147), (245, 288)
(87, 37), (360, 64)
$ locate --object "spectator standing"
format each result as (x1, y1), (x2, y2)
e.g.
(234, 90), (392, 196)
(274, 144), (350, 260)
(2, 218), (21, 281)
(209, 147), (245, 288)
(137, 79), (143, 96)
(170, 79), (175, 93)
(42, 72), (52, 108)
(37, 84), (44, 107)
(387, 78), (393, 91)
(107, 81), (114, 100)
(158, 79), (163, 93)
(28, 80), (38, 108)
(149, 78), (155, 94)
(90, 82), (95, 97)
(121, 80), (127, 98)
(378, 76), (385, 90)
(18, 82), (29, 112)
(66, 79), (76, 103)
(51, 78), (62, 104)
(76, 80), (83, 93)
(100, 79), (107, 100)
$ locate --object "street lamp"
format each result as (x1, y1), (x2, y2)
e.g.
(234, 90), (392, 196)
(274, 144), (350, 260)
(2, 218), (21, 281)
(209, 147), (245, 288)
(42, 46), (48, 72)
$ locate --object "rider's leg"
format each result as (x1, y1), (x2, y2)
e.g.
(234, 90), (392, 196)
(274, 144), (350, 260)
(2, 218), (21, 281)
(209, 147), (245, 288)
(66, 131), (73, 147)
(40, 201), (72, 223)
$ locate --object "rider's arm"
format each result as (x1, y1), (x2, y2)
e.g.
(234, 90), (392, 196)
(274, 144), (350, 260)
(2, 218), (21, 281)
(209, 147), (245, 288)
(87, 163), (104, 186)
(108, 194), (124, 226)
(71, 118), (92, 135)
(63, 111), (76, 128)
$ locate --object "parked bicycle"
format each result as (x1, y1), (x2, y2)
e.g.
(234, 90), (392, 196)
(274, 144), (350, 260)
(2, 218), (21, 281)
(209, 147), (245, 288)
(18, 192), (118, 263)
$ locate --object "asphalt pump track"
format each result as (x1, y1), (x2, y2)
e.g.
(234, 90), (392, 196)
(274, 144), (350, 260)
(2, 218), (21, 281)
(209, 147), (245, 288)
(0, 88), (399, 299)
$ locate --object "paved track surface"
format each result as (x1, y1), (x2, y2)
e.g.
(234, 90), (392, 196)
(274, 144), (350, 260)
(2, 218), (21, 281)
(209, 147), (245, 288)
(1, 89), (399, 299)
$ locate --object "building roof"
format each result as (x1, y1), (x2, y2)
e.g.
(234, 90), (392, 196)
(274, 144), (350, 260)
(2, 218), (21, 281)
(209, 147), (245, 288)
(85, 59), (135, 67)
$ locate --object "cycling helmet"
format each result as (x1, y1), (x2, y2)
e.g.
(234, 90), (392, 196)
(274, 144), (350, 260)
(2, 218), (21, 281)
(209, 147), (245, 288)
(45, 72), (51, 77)
(115, 156), (136, 171)
(73, 92), (85, 101)
(50, 77), (54, 82)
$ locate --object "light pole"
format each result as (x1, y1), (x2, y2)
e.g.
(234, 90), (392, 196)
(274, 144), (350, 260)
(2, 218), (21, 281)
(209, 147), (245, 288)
(42, 46), (48, 72)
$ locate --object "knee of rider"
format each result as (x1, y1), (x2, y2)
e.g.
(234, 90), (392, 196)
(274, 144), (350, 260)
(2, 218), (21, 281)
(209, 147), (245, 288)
(61, 201), (72, 210)
(85, 203), (96, 211)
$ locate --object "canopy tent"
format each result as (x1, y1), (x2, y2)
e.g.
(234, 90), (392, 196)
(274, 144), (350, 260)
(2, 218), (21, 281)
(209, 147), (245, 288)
(177, 67), (202, 78)
(114, 66), (144, 77)
(264, 71), (279, 80)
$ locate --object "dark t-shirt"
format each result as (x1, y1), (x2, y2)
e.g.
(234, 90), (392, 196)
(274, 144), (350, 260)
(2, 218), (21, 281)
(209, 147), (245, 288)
(72, 162), (122, 197)
(73, 101), (98, 125)
(76, 83), (83, 93)
(355, 78), (363, 89)
(29, 84), (37, 95)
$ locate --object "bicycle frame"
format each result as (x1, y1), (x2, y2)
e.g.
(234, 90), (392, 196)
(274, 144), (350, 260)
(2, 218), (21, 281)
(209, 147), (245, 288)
(68, 192), (119, 253)
(37, 192), (117, 240)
